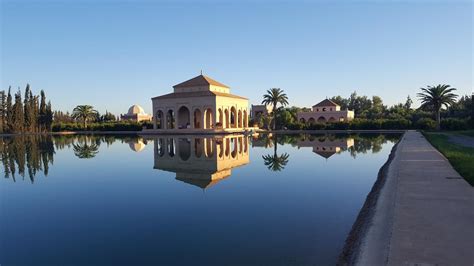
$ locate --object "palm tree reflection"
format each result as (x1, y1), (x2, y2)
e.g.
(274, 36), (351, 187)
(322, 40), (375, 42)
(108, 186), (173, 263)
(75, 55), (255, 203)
(73, 137), (100, 159)
(262, 134), (290, 171)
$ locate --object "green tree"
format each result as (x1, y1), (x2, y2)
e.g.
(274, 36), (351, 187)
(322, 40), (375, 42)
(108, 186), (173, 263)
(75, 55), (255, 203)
(261, 88), (289, 130)
(39, 90), (47, 131)
(417, 84), (458, 130)
(72, 105), (98, 128)
(0, 91), (6, 132)
(12, 90), (24, 132)
(45, 101), (53, 131)
(6, 87), (13, 133)
(23, 84), (33, 132)
(404, 95), (413, 110)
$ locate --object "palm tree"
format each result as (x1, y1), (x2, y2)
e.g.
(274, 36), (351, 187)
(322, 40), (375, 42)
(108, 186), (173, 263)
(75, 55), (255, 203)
(261, 88), (289, 130)
(72, 105), (98, 128)
(262, 135), (290, 171)
(417, 84), (458, 130)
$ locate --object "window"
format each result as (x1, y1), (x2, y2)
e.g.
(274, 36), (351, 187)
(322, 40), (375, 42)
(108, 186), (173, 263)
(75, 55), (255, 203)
(322, 108), (326, 111)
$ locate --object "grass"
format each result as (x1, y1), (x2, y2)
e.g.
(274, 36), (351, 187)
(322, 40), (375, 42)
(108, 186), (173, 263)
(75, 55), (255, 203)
(424, 132), (474, 186)
(455, 130), (474, 137)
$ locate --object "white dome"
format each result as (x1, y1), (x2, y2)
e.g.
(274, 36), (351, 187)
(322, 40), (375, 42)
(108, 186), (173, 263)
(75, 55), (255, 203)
(128, 104), (146, 115)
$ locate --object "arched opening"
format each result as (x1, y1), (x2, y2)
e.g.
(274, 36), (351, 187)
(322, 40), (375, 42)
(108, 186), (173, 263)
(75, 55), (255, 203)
(224, 109), (230, 128)
(225, 138), (230, 157)
(230, 107), (237, 128)
(244, 137), (248, 153)
(317, 116), (326, 123)
(218, 139), (224, 158)
(217, 109), (223, 129)
(157, 138), (165, 156)
(166, 110), (175, 129)
(204, 138), (214, 158)
(194, 109), (202, 129)
(155, 110), (164, 129)
(194, 138), (203, 158)
(238, 110), (242, 128)
(204, 108), (213, 129)
(243, 110), (248, 128)
(178, 138), (191, 161)
(238, 137), (243, 154)
(177, 106), (190, 129)
(167, 138), (175, 157)
(328, 117), (336, 123)
(308, 118), (316, 124)
(300, 118), (306, 123)
(231, 138), (238, 158)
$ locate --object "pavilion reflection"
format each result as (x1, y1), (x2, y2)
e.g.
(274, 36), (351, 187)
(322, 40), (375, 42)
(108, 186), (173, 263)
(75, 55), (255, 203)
(152, 135), (250, 189)
(297, 135), (354, 159)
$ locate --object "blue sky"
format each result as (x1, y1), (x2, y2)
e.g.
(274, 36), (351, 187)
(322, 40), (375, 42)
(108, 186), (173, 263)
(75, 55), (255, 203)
(1, 0), (472, 115)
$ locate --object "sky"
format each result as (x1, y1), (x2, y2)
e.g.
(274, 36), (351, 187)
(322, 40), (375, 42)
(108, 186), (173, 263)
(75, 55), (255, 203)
(1, 0), (472, 115)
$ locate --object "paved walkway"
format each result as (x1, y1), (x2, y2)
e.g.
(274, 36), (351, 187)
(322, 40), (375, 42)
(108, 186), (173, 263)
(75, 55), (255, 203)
(357, 131), (474, 265)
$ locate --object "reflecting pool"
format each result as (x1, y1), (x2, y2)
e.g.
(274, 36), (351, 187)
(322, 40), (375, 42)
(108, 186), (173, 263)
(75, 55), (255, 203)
(0, 133), (400, 265)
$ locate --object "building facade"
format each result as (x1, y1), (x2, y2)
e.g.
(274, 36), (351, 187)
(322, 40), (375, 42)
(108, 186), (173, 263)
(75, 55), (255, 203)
(297, 99), (354, 123)
(250, 104), (272, 119)
(151, 75), (250, 132)
(121, 104), (152, 122)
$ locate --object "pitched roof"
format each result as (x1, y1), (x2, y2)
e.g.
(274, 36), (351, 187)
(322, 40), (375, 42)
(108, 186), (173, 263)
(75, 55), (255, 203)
(151, 91), (247, 100)
(312, 99), (339, 107)
(173, 75), (230, 89)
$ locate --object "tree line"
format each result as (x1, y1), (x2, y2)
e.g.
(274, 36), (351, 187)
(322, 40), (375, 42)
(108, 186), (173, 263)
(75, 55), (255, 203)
(0, 85), (53, 133)
(255, 84), (473, 131)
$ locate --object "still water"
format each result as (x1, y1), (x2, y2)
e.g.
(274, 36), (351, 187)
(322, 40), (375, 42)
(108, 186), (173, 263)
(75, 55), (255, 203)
(0, 133), (399, 265)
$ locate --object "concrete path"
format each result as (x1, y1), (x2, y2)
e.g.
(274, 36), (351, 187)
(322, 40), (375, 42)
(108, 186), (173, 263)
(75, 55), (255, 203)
(357, 131), (474, 266)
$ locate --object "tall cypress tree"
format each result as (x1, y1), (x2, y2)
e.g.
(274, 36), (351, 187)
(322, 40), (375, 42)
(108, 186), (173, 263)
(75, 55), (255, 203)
(29, 90), (37, 132)
(12, 90), (24, 132)
(0, 91), (6, 132)
(24, 84), (32, 132)
(6, 87), (13, 133)
(33, 95), (40, 132)
(45, 101), (53, 131)
(39, 90), (46, 132)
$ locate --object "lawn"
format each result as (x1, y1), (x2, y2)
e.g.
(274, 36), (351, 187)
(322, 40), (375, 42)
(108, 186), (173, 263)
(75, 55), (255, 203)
(424, 132), (474, 186)
(456, 130), (474, 137)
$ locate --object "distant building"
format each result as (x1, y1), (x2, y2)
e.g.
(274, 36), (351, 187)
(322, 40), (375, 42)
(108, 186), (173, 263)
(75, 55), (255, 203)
(121, 105), (152, 122)
(251, 104), (272, 119)
(297, 99), (354, 123)
(150, 74), (250, 132)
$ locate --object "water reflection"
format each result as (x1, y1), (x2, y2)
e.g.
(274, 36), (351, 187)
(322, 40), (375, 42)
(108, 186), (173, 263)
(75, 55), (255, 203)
(261, 134), (290, 171)
(297, 135), (354, 159)
(152, 135), (250, 189)
(0, 133), (399, 184)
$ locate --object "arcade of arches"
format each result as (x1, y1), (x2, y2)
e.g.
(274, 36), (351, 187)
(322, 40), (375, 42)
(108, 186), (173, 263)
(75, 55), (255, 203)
(153, 105), (249, 130)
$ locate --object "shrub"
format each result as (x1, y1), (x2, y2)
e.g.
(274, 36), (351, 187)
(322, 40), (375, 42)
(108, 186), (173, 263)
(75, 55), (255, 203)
(441, 118), (469, 131)
(381, 119), (411, 129)
(52, 121), (145, 132)
(415, 118), (437, 130)
(305, 122), (326, 130)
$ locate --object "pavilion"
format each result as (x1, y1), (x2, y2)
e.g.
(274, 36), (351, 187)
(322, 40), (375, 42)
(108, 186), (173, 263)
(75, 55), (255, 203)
(150, 74), (250, 133)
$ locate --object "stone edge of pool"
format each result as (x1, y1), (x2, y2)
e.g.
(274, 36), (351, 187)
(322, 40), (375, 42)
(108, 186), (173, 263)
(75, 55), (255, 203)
(339, 130), (474, 266)
(336, 130), (402, 266)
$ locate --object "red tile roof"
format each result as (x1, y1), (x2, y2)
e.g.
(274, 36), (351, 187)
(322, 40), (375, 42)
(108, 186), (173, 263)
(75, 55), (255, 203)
(312, 99), (339, 107)
(173, 75), (230, 89)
